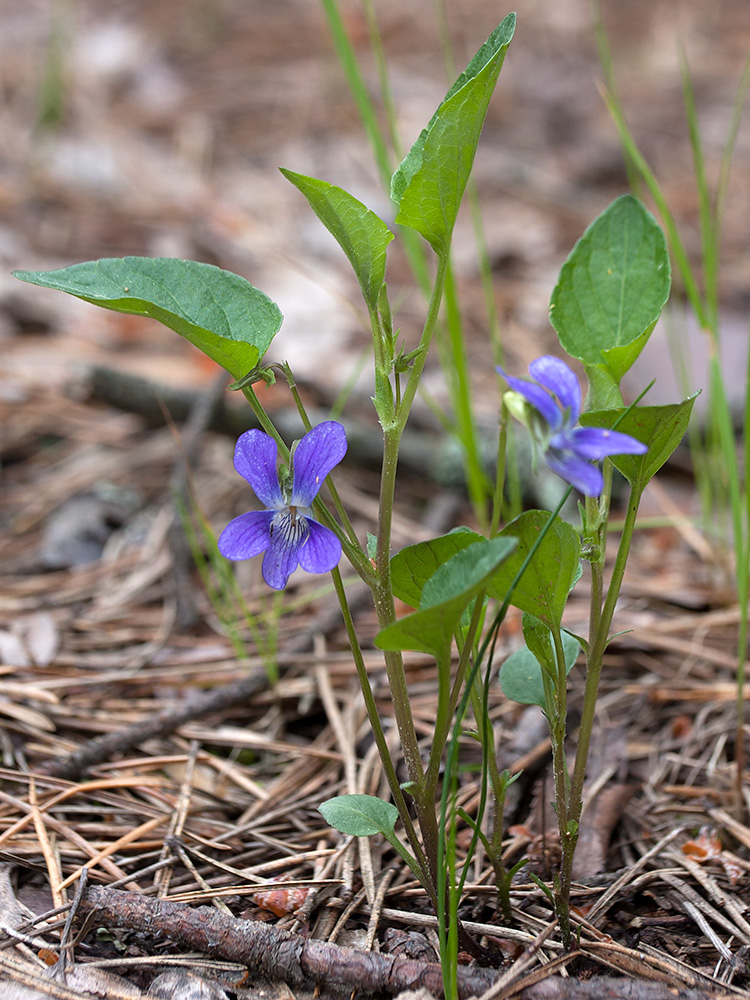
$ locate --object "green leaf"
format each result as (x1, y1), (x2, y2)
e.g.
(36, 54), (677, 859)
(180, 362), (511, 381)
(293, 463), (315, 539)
(522, 612), (555, 676)
(390, 13), (516, 254)
(319, 794), (424, 884)
(549, 195), (670, 382)
(486, 511), (581, 631)
(579, 393), (699, 491)
(390, 527), (482, 609)
(583, 364), (623, 412)
(13, 257), (282, 380)
(500, 631), (580, 708)
(280, 169), (394, 309)
(376, 537), (516, 658)
(319, 794), (399, 838)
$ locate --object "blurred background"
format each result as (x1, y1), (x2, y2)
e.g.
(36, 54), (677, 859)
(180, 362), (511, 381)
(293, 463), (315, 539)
(1, 8), (748, 978)
(2, 0), (750, 418)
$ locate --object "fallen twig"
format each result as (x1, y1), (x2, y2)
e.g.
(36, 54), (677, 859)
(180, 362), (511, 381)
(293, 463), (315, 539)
(516, 976), (744, 999)
(75, 887), (747, 1000)
(77, 885), (498, 998)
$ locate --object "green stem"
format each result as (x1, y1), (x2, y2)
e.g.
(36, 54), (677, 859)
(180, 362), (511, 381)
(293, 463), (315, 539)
(602, 88), (708, 330)
(437, 490), (573, 937)
(442, 262), (491, 528)
(397, 252), (451, 428)
(318, 0), (392, 185)
(241, 385), (288, 452)
(368, 253), (453, 804)
(282, 364), (363, 552)
(361, 0), (403, 160)
(424, 595), (486, 803)
(560, 482), (644, 917)
(549, 625), (571, 945)
(375, 428), (422, 762)
(466, 671), (510, 913)
(490, 406), (508, 537)
(319, 0), (432, 298)
(329, 566), (431, 886)
(736, 334), (750, 813)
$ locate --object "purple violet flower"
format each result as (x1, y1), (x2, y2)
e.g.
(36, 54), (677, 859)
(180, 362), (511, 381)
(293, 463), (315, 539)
(219, 421), (347, 589)
(497, 356), (647, 496)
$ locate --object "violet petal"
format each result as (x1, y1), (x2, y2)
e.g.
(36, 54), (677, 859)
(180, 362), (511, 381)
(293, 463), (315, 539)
(291, 421), (348, 507)
(233, 431), (284, 509)
(297, 518), (342, 574)
(497, 367), (562, 430)
(218, 510), (274, 561)
(545, 448), (604, 496)
(529, 356), (581, 423)
(261, 511), (308, 589)
(569, 426), (647, 460)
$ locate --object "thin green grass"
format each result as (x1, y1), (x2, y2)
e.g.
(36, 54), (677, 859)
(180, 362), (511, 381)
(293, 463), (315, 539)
(177, 493), (281, 685)
(594, 2), (750, 809)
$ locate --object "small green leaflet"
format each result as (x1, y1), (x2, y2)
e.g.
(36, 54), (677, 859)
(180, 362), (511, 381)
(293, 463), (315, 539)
(13, 257), (283, 380)
(319, 794), (423, 883)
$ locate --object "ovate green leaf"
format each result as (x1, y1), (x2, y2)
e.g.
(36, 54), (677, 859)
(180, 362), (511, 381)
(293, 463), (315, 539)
(319, 794), (398, 838)
(13, 257), (282, 380)
(549, 196), (670, 383)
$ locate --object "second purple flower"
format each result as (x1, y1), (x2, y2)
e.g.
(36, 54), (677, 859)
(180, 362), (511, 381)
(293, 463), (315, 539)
(497, 356), (647, 496)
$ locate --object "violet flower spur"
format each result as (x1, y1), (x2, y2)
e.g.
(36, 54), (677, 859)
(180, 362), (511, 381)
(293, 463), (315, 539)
(218, 421), (347, 590)
(497, 356), (647, 496)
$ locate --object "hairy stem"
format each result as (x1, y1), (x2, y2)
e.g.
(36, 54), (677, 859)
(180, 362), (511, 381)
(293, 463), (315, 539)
(558, 482), (643, 934)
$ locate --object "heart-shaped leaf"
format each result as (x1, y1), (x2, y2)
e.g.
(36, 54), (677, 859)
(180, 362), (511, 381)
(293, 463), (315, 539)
(549, 195), (670, 385)
(13, 257), (283, 380)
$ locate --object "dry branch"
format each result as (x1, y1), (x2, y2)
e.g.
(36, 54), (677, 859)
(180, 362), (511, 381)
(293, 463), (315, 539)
(77, 886), (498, 998)
(74, 889), (748, 1000)
(515, 976), (743, 999)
